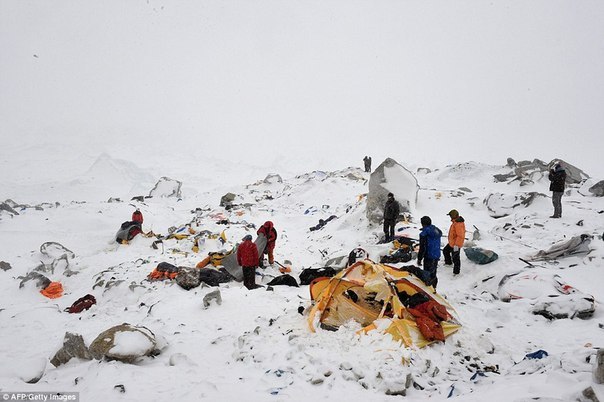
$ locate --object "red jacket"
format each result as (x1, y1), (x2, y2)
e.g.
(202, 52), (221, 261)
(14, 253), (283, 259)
(132, 210), (144, 223)
(237, 240), (259, 267)
(257, 221), (277, 251)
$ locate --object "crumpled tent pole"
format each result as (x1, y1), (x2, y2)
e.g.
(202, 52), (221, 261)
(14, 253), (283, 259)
(222, 233), (268, 282)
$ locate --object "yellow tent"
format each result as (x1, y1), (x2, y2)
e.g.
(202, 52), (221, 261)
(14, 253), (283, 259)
(307, 260), (461, 348)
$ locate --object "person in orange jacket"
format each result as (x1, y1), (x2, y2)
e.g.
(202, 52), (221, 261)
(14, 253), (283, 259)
(443, 209), (465, 275)
(257, 221), (277, 267)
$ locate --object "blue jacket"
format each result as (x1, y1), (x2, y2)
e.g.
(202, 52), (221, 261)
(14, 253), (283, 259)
(418, 225), (442, 261)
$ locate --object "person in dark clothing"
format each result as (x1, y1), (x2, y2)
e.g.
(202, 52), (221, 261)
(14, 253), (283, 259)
(237, 234), (260, 290)
(383, 193), (400, 242)
(548, 162), (566, 218)
(363, 156), (372, 173)
(443, 209), (466, 275)
(257, 221), (277, 267)
(417, 216), (443, 289)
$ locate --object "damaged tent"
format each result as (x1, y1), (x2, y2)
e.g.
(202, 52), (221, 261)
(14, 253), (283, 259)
(307, 260), (460, 347)
(498, 271), (595, 319)
(529, 234), (592, 261)
(221, 233), (268, 282)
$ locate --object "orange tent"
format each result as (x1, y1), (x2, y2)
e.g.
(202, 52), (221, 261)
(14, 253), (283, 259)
(307, 260), (460, 348)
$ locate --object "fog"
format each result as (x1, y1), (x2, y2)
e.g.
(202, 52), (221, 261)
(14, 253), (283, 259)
(1, 0), (603, 177)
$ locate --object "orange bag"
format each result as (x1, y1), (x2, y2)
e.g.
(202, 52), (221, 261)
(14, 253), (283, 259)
(40, 282), (64, 299)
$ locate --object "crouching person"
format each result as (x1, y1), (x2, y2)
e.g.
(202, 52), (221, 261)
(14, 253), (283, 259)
(237, 235), (260, 290)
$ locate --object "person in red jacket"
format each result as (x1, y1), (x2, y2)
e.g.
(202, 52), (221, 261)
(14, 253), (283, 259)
(237, 234), (260, 290)
(257, 221), (277, 268)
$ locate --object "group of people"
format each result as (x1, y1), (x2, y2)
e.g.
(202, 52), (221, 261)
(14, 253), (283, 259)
(416, 209), (466, 289)
(384, 160), (568, 290)
(237, 220), (277, 290)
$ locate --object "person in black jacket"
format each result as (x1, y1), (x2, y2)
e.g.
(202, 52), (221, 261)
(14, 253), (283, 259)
(383, 193), (400, 242)
(548, 162), (567, 218)
(363, 156), (372, 173)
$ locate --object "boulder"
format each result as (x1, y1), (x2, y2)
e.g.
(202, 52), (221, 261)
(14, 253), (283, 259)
(595, 348), (604, 384)
(149, 177), (182, 198)
(50, 332), (92, 367)
(220, 192), (237, 207)
(366, 158), (418, 223)
(18, 271), (51, 289)
(263, 173), (283, 184)
(493, 158), (588, 185)
(203, 290), (222, 308)
(40, 242), (75, 260)
(0, 261), (12, 271)
(588, 180), (604, 197)
(89, 324), (157, 363)
(176, 267), (201, 290)
(484, 192), (547, 218)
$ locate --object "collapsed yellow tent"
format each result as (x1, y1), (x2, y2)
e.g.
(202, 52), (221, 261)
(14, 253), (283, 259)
(307, 260), (461, 348)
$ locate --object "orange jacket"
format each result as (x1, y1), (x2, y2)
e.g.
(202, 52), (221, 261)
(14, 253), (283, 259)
(448, 216), (466, 248)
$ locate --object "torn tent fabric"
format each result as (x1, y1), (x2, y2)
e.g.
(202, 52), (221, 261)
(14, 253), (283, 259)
(307, 260), (460, 347)
(529, 234), (592, 261)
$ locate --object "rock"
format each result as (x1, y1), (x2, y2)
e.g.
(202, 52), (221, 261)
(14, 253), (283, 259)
(114, 384), (126, 393)
(582, 386), (599, 402)
(220, 192), (237, 207)
(203, 290), (222, 308)
(17, 358), (46, 384)
(176, 267), (201, 290)
(89, 324), (157, 363)
(595, 348), (604, 384)
(0, 201), (19, 215)
(484, 192), (547, 218)
(366, 158), (418, 223)
(148, 177), (182, 198)
(589, 180), (604, 197)
(263, 173), (283, 184)
(18, 271), (51, 289)
(40, 242), (75, 260)
(0, 261), (12, 271)
(553, 158), (589, 184)
(506, 157), (517, 167)
(50, 332), (92, 367)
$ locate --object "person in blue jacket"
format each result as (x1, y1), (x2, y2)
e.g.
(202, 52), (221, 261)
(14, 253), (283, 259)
(417, 216), (443, 289)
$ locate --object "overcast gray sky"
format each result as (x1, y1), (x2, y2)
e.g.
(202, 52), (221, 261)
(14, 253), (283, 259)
(1, 0), (603, 177)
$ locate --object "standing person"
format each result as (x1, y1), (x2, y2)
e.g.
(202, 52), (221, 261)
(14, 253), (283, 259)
(237, 234), (260, 290)
(443, 209), (465, 275)
(363, 156), (372, 173)
(548, 162), (566, 218)
(383, 193), (400, 242)
(417, 216), (443, 289)
(257, 221), (277, 268)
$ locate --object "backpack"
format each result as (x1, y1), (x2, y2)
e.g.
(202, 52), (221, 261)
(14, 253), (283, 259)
(116, 221), (142, 243)
(299, 267), (337, 285)
(267, 274), (299, 287)
(148, 262), (180, 280)
(198, 268), (234, 287)
(66, 294), (97, 313)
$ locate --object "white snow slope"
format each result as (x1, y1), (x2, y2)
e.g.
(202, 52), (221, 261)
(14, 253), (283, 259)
(1, 152), (603, 402)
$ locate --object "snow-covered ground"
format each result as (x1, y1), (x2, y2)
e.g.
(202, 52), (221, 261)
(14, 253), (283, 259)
(1, 151), (603, 402)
